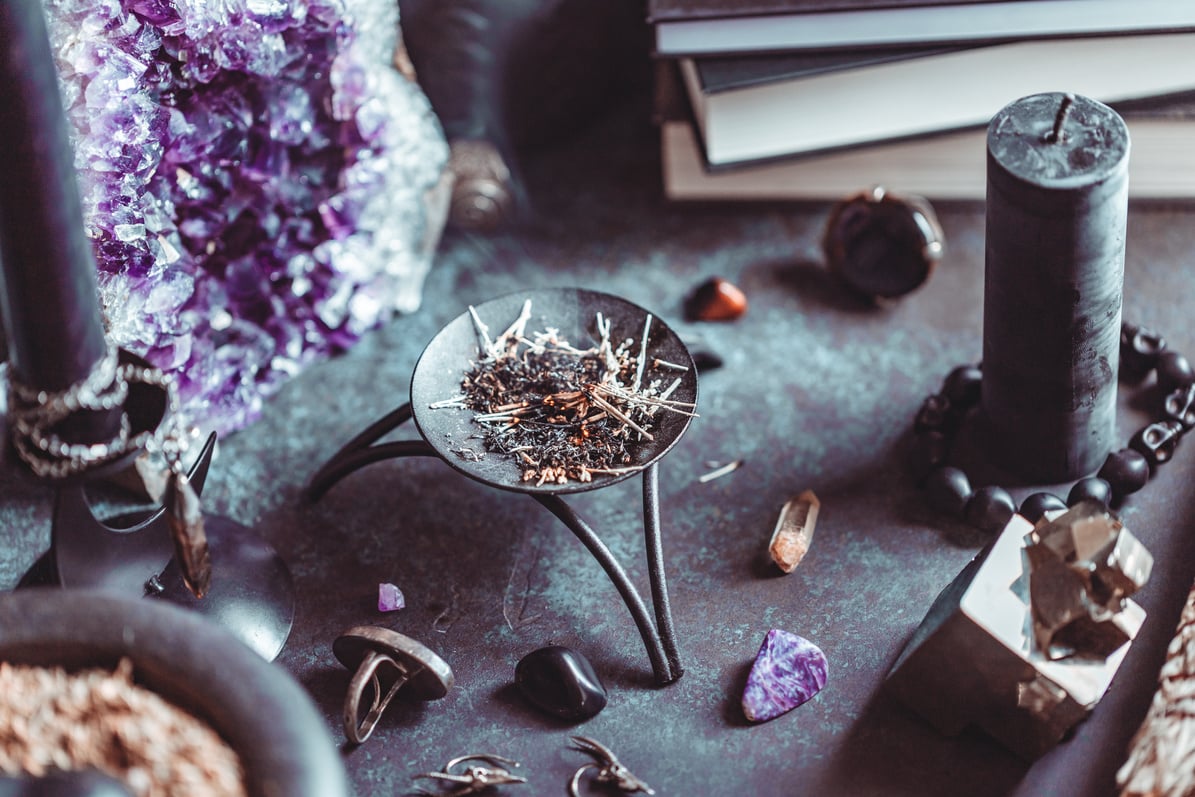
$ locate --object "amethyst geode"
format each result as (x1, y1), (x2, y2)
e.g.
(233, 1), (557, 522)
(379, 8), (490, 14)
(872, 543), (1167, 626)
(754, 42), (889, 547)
(44, 0), (449, 434)
(742, 629), (829, 723)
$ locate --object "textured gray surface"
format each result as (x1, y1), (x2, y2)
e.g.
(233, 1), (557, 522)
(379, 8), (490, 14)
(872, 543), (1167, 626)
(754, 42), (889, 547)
(3, 94), (1195, 796)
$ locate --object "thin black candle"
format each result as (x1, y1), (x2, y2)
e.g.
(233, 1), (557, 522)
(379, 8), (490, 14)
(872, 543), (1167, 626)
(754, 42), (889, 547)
(0, 0), (118, 447)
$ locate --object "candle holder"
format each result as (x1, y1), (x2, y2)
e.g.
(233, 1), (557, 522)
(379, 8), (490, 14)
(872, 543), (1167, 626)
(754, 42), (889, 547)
(307, 288), (698, 685)
(16, 353), (295, 662)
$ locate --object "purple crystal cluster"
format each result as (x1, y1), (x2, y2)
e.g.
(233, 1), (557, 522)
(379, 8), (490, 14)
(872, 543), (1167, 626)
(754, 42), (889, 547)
(44, 0), (449, 434)
(742, 628), (828, 723)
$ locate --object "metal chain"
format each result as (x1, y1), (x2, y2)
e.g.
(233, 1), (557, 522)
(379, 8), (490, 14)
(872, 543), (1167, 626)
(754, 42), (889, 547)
(6, 346), (179, 479)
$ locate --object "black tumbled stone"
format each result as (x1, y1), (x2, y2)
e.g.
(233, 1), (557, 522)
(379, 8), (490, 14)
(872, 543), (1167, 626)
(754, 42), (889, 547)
(1068, 477), (1112, 508)
(1096, 448), (1150, 500)
(1019, 492), (1067, 524)
(515, 645), (607, 721)
(963, 485), (1016, 534)
(1156, 350), (1195, 393)
(924, 466), (972, 517)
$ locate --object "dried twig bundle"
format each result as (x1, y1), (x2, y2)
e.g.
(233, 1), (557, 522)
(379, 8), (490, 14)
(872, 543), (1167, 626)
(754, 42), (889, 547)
(1118, 578), (1195, 797)
(436, 300), (695, 485)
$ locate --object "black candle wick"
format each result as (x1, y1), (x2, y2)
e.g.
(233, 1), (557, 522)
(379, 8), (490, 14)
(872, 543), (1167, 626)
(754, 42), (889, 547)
(1044, 93), (1076, 143)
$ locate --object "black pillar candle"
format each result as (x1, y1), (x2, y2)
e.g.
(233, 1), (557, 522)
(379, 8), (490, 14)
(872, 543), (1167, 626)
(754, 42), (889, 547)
(982, 92), (1129, 482)
(0, 0), (117, 444)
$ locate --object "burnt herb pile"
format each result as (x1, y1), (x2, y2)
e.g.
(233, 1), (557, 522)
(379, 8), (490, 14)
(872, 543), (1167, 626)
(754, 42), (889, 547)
(433, 300), (695, 486)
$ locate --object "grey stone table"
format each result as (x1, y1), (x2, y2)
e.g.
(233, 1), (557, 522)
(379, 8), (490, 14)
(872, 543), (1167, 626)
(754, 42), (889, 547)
(3, 93), (1195, 796)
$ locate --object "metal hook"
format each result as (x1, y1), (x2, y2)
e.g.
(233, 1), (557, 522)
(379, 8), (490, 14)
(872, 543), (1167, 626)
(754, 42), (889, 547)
(413, 753), (526, 795)
(567, 736), (654, 796)
(332, 626), (454, 744)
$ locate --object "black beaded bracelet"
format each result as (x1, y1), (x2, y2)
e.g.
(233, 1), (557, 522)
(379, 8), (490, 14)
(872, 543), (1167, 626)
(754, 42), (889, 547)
(911, 322), (1194, 533)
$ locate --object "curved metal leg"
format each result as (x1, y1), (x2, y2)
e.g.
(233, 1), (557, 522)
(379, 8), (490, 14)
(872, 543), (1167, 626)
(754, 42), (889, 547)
(308, 402), (685, 685)
(534, 494), (675, 686)
(643, 463), (682, 680)
(305, 404), (436, 501)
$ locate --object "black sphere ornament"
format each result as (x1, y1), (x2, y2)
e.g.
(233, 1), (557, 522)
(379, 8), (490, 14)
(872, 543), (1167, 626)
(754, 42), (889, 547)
(1096, 448), (1150, 500)
(1068, 477), (1112, 508)
(515, 645), (608, 721)
(1156, 350), (1195, 394)
(823, 186), (944, 301)
(963, 485), (1017, 534)
(942, 364), (983, 409)
(924, 466), (972, 517)
(1019, 492), (1067, 524)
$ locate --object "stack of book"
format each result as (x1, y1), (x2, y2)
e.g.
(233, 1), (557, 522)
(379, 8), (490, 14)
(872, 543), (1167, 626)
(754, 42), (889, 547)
(648, 0), (1195, 200)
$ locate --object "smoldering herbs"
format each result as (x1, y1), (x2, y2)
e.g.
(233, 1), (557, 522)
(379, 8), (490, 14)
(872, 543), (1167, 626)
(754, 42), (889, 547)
(433, 299), (696, 485)
(0, 659), (247, 797)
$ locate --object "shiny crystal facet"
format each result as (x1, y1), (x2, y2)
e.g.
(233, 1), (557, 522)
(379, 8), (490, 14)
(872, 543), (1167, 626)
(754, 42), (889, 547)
(769, 489), (820, 574)
(1027, 501), (1153, 660)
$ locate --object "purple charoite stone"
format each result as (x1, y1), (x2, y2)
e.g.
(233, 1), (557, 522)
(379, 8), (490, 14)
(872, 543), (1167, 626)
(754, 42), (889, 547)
(742, 629), (828, 723)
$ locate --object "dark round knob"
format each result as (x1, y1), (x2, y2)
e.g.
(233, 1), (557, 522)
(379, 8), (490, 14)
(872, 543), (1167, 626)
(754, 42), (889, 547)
(823, 186), (943, 301)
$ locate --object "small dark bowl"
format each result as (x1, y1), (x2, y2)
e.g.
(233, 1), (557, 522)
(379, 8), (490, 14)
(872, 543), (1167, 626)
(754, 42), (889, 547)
(0, 588), (348, 797)
(409, 287), (699, 495)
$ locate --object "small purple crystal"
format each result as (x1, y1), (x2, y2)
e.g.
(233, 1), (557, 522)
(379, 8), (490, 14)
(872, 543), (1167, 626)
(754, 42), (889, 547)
(377, 582), (405, 612)
(742, 629), (828, 723)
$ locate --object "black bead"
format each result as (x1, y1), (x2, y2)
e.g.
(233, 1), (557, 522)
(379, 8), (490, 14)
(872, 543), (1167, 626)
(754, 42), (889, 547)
(1130, 419), (1184, 471)
(1068, 477), (1112, 508)
(1119, 322), (1165, 384)
(515, 645), (607, 721)
(1164, 383), (1195, 429)
(963, 485), (1016, 534)
(1020, 492), (1067, 524)
(914, 394), (954, 434)
(1156, 350), (1195, 393)
(908, 430), (949, 484)
(941, 364), (983, 410)
(924, 466), (972, 517)
(1096, 448), (1151, 500)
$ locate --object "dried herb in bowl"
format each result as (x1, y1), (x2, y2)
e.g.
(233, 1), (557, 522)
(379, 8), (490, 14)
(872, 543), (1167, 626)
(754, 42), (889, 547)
(432, 299), (696, 486)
